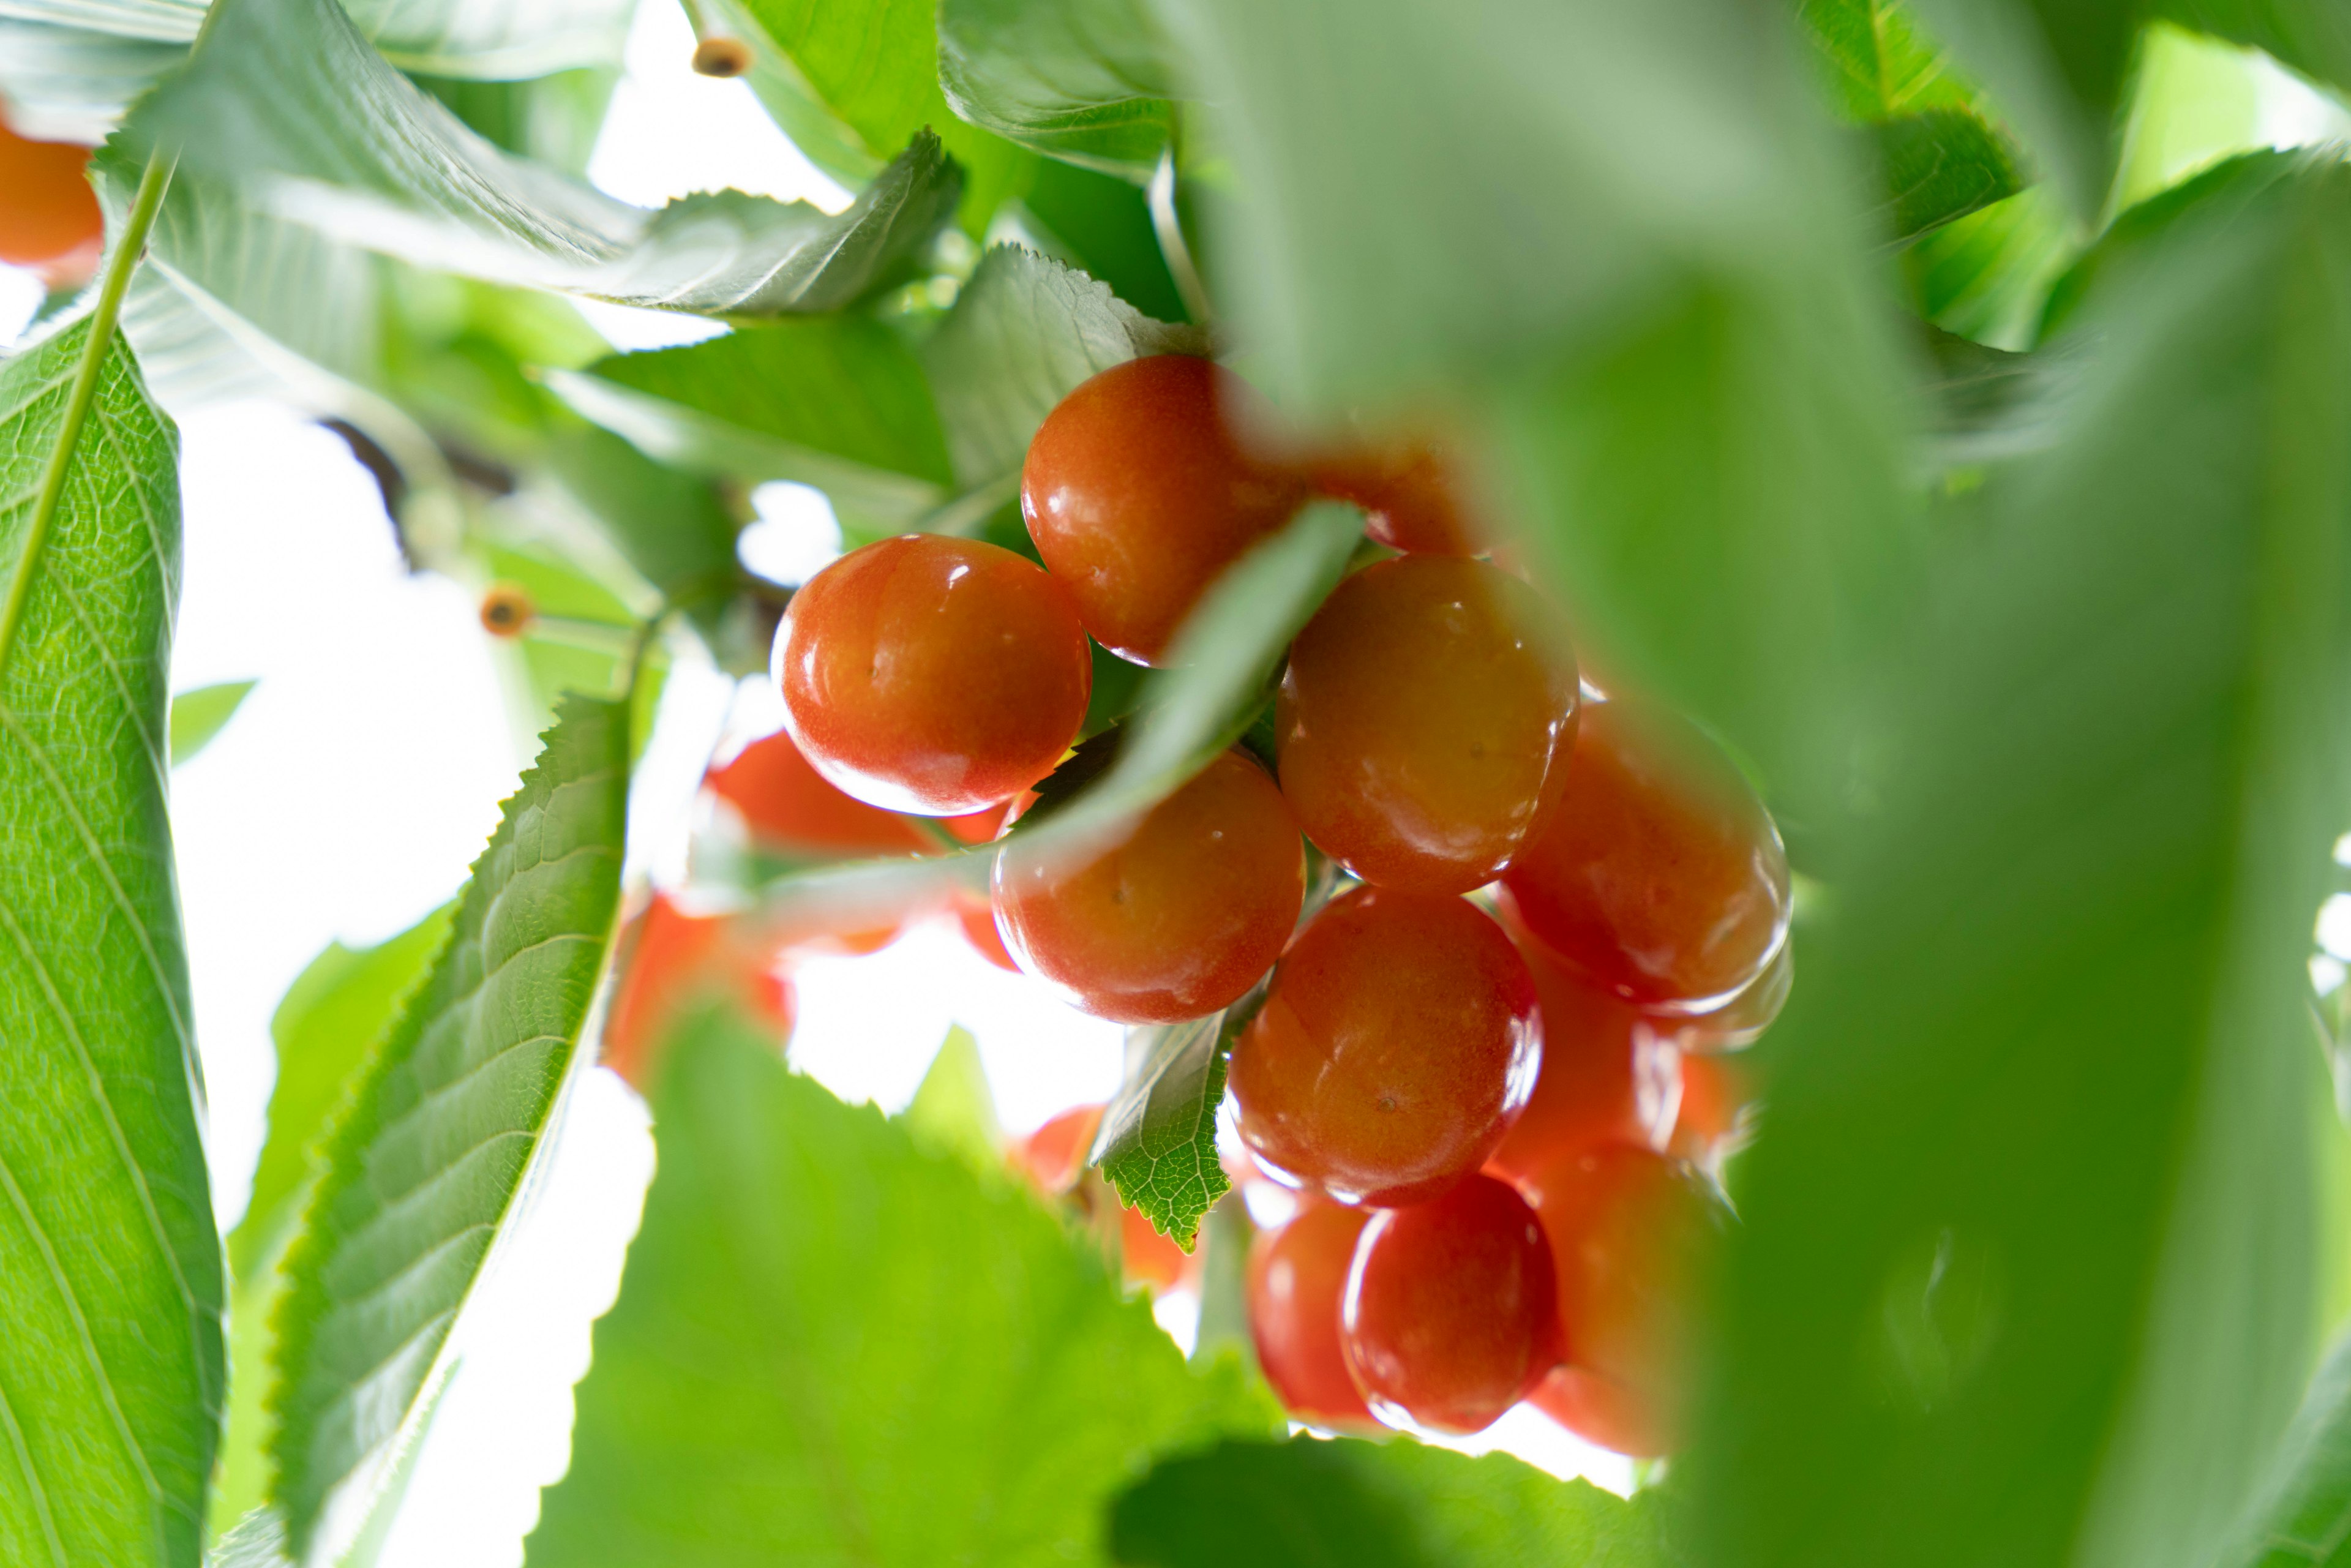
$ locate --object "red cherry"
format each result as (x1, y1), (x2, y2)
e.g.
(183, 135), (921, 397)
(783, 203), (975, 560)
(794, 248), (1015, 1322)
(707, 727), (934, 856)
(1666, 1049), (1753, 1165)
(1313, 438), (1483, 555)
(774, 534), (1092, 815)
(1517, 1142), (1718, 1456)
(0, 115), (100, 270)
(1021, 355), (1311, 666)
(1122, 1203), (1194, 1292)
(1229, 887), (1539, 1207)
(1342, 1173), (1561, 1434)
(994, 750), (1304, 1024)
(1278, 556), (1578, 894)
(1528, 1365), (1670, 1458)
(1011, 1103), (1105, 1194)
(604, 893), (795, 1092)
(951, 890), (1019, 972)
(1483, 937), (1651, 1186)
(1501, 700), (1790, 1011)
(1248, 1201), (1379, 1431)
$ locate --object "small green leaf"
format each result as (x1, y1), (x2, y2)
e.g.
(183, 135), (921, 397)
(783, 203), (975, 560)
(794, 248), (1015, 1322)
(900, 1026), (1004, 1179)
(169, 677), (257, 765)
(1108, 1436), (1673, 1567)
(1093, 1003), (1249, 1251)
(936, 0), (1181, 177)
(524, 1017), (1277, 1566)
(0, 295), (223, 1562)
(1873, 108), (2025, 241)
(343, 0), (631, 78)
(541, 426), (742, 631)
(207, 1509), (290, 1568)
(130, 0), (961, 318)
(268, 695), (631, 1556)
(2218, 1329), (2351, 1567)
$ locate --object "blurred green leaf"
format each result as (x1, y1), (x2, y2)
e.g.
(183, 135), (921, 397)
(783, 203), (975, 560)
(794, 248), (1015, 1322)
(1690, 165), (2351, 1568)
(1093, 1005), (1245, 1251)
(1873, 108), (2025, 240)
(208, 1509), (290, 1567)
(2165, 0), (2351, 107)
(413, 69), (618, 177)
(1903, 183), (2082, 349)
(542, 426), (742, 626)
(269, 696), (630, 1557)
(2219, 1329), (2351, 1567)
(901, 1025), (1005, 1179)
(525, 1017), (1277, 1566)
(346, 0), (631, 78)
(1020, 157), (1191, 323)
(130, 0), (960, 317)
(0, 311), (223, 1567)
(936, 0), (1179, 177)
(169, 677), (257, 765)
(1798, 0), (1977, 122)
(1108, 1437), (1671, 1567)
(0, 19), (184, 140)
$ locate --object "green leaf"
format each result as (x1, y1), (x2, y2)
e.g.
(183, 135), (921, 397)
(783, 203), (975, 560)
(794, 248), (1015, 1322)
(413, 69), (619, 178)
(1872, 107), (2025, 241)
(208, 1509), (290, 1568)
(1093, 1003), (1247, 1251)
(936, 0), (1180, 177)
(524, 1017), (1277, 1566)
(1019, 157), (1191, 324)
(2164, 0), (2351, 107)
(268, 695), (631, 1556)
(2219, 1329), (2351, 1567)
(899, 1025), (1004, 1179)
(129, 0), (961, 318)
(344, 0), (631, 78)
(0, 20), (185, 141)
(1108, 1436), (1671, 1567)
(1688, 165), (2351, 1568)
(0, 293), (223, 1562)
(541, 426), (742, 629)
(168, 677), (256, 765)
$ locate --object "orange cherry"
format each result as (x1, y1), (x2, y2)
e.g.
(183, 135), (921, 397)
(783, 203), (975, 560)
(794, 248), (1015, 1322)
(0, 113), (100, 271)
(603, 893), (795, 1092)
(707, 727), (934, 857)
(1483, 936), (1651, 1186)
(1313, 437), (1483, 555)
(1248, 1201), (1379, 1431)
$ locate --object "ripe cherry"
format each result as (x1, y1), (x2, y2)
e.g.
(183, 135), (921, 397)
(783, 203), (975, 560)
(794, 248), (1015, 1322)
(951, 890), (1019, 971)
(774, 534), (1092, 815)
(1518, 1142), (1719, 1457)
(1342, 1173), (1561, 1433)
(1248, 1201), (1378, 1431)
(707, 727), (934, 857)
(1278, 555), (1577, 894)
(1313, 438), (1482, 556)
(0, 114), (100, 274)
(1011, 1103), (1103, 1193)
(1021, 354), (1310, 666)
(603, 893), (794, 1092)
(1482, 937), (1650, 1186)
(1121, 1204), (1193, 1292)
(994, 750), (1303, 1024)
(1229, 887), (1539, 1207)
(1666, 1049), (1754, 1166)
(1501, 699), (1790, 1011)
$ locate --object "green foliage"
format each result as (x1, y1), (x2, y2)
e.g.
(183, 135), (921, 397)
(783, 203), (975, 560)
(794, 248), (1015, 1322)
(900, 1026), (1005, 1179)
(525, 1019), (1277, 1566)
(413, 69), (620, 177)
(1019, 158), (1191, 323)
(130, 0), (961, 317)
(269, 697), (631, 1556)
(541, 426), (742, 626)
(168, 678), (257, 766)
(1873, 109), (2025, 240)
(1690, 165), (2351, 1568)
(1108, 1438), (1671, 1568)
(0, 312), (222, 1567)
(2222, 1327), (2351, 1566)
(1095, 1005), (1245, 1251)
(936, 0), (1179, 177)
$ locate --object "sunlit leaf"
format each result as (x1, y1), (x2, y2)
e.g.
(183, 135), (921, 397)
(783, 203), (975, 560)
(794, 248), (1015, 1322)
(168, 676), (255, 765)
(936, 0), (1180, 177)
(525, 1018), (1278, 1566)
(1092, 1004), (1247, 1251)
(899, 1025), (1004, 1180)
(1873, 108), (2024, 241)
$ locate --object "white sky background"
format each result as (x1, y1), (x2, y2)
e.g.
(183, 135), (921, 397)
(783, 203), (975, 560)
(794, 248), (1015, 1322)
(10, 10), (2347, 1564)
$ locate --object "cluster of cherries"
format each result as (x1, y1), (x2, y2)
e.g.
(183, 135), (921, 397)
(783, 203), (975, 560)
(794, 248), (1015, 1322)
(614, 351), (1792, 1457)
(0, 105), (104, 288)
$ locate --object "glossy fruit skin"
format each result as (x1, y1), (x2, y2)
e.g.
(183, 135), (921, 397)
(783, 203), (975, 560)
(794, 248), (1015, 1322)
(1314, 439), (1481, 555)
(995, 750), (1304, 1024)
(1482, 934), (1651, 1186)
(1248, 1202), (1379, 1431)
(604, 894), (795, 1092)
(1230, 887), (1540, 1206)
(1021, 355), (1310, 666)
(1501, 700), (1790, 1012)
(1342, 1174), (1562, 1434)
(774, 534), (1092, 815)
(1279, 556), (1577, 893)
(708, 727), (935, 856)
(1517, 1142), (1717, 1457)
(0, 116), (100, 270)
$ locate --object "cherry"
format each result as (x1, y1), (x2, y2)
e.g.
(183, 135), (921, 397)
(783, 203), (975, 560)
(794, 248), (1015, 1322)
(1482, 936), (1650, 1186)
(1342, 1173), (1561, 1433)
(1229, 887), (1539, 1207)
(1021, 354), (1311, 666)
(0, 114), (100, 273)
(707, 727), (934, 857)
(1122, 1204), (1193, 1292)
(1517, 1142), (1719, 1457)
(1011, 1103), (1103, 1193)
(1501, 699), (1790, 1011)
(603, 893), (794, 1092)
(1278, 555), (1577, 894)
(1248, 1201), (1378, 1431)
(951, 890), (1019, 971)
(1681, 937), (1792, 1048)
(1313, 438), (1482, 555)
(1666, 1049), (1753, 1166)
(994, 749), (1303, 1024)
(1529, 1365), (1668, 1459)
(774, 534), (1092, 815)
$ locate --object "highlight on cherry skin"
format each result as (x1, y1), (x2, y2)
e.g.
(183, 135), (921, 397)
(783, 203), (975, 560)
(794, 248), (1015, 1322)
(1342, 1172), (1562, 1435)
(993, 748), (1305, 1024)
(773, 533), (1092, 816)
(1278, 553), (1579, 895)
(1020, 353), (1311, 666)
(1501, 697), (1792, 1013)
(1229, 885), (1541, 1207)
